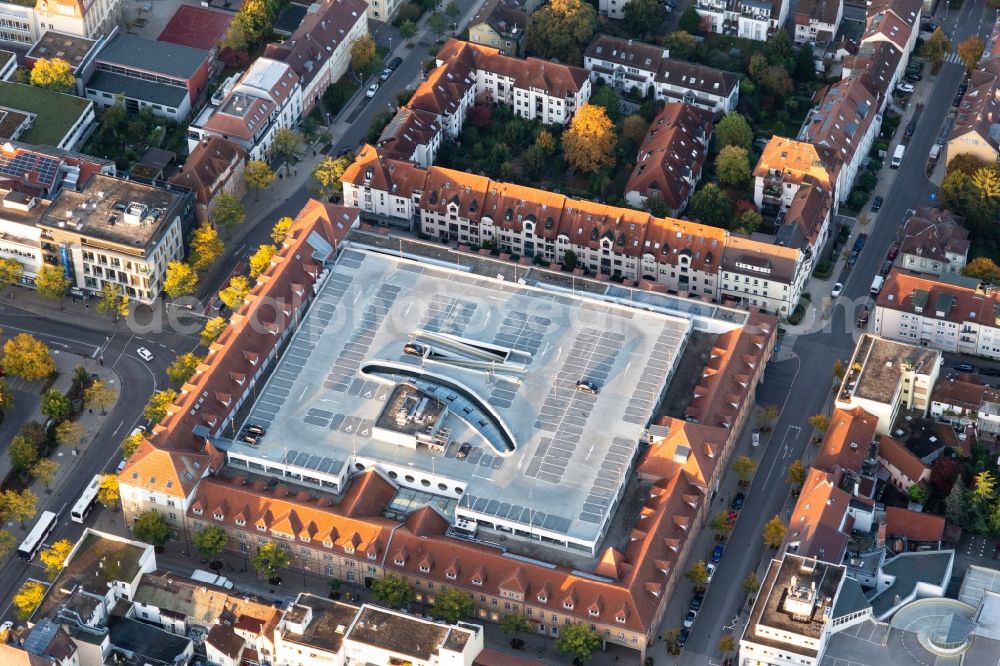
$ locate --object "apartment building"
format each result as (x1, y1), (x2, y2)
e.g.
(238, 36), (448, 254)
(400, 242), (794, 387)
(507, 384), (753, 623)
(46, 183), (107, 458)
(720, 235), (807, 315)
(0, 0), (124, 47)
(188, 58), (302, 161)
(468, 0), (529, 56)
(793, 0), (842, 44)
(898, 208), (968, 276)
(169, 136), (247, 226)
(753, 136), (841, 213)
(623, 102), (713, 213)
(930, 376), (998, 425)
(876, 435), (929, 491)
(947, 59), (1000, 166)
(739, 554), (848, 666)
(583, 34), (740, 113)
(36, 173), (192, 302)
(775, 183), (834, 276)
(695, 0), (789, 41)
(263, 0), (368, 115)
(834, 333), (940, 435)
(841, 41), (903, 112)
(376, 106), (443, 166)
(798, 74), (882, 198)
(860, 0), (920, 69)
(873, 270), (1000, 359)
(82, 30), (212, 121)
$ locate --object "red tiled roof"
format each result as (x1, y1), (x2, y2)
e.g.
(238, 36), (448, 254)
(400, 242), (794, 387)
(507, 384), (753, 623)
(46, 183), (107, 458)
(815, 407), (878, 474)
(884, 506), (945, 542)
(900, 208), (969, 263)
(625, 103), (713, 211)
(876, 269), (1000, 326)
(263, 0), (367, 87)
(784, 468), (851, 562)
(931, 377), (995, 412)
(784, 184), (833, 249)
(877, 435), (929, 483)
(169, 137), (246, 206)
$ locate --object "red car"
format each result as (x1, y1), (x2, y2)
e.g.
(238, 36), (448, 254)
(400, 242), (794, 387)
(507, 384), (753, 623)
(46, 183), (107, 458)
(887, 244), (900, 261)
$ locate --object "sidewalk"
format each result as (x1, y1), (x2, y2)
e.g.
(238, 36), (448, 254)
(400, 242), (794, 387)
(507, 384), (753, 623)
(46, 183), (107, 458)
(0, 289), (125, 334)
(1, 351), (120, 537)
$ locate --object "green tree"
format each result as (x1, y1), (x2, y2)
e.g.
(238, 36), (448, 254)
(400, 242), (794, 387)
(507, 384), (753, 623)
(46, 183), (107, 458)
(249, 244), (277, 280)
(758, 66), (793, 97)
(554, 622), (602, 663)
(121, 432), (143, 458)
(312, 156), (352, 199)
(833, 359), (846, 380)
(219, 275), (251, 310)
(399, 19), (417, 40)
(428, 12), (449, 37)
(501, 613), (532, 643)
(589, 85), (621, 123)
(0, 257), (24, 295)
(133, 510), (173, 548)
(0, 530), (15, 559)
(562, 104), (616, 173)
(189, 224), (224, 272)
(13, 581), (45, 620)
(686, 560), (709, 588)
(718, 634), (736, 659)
(678, 4), (701, 33)
(742, 572), (760, 595)
(945, 480), (967, 526)
(536, 130), (557, 154)
(55, 420), (85, 451)
(350, 33), (379, 76)
(786, 460), (807, 486)
(166, 352), (201, 386)
(194, 526), (229, 561)
(143, 389), (177, 423)
(3, 333), (55, 380)
(97, 473), (120, 509)
(623, 0), (662, 36)
(251, 543), (292, 581)
(224, 0), (275, 48)
(39, 539), (73, 580)
(662, 31), (698, 60)
(907, 483), (929, 505)
(717, 145), (751, 186)
(920, 28), (951, 68)
(710, 511), (734, 533)
(34, 265), (70, 300)
(962, 257), (1000, 283)
(40, 389), (71, 422)
(432, 586), (474, 623)
(0, 378), (12, 411)
(734, 207), (763, 235)
(271, 216), (294, 244)
(562, 249), (578, 271)
(83, 379), (117, 415)
(9, 433), (39, 472)
(762, 515), (787, 548)
(31, 458), (58, 490)
(96, 282), (129, 319)
(163, 261), (198, 298)
(958, 35), (985, 73)
(30, 57), (74, 92)
(687, 183), (732, 229)
(211, 192), (245, 239)
(808, 414), (830, 433)
(716, 112), (754, 151)
(245, 159), (277, 200)
(371, 573), (415, 609)
(757, 403), (779, 430)
(525, 0), (597, 65)
(200, 316), (227, 347)
(794, 45), (816, 83)
(731, 455), (756, 482)
(269, 128), (303, 167)
(646, 195), (671, 217)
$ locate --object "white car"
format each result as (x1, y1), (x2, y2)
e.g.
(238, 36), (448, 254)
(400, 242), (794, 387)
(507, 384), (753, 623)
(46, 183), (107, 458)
(896, 83), (915, 94)
(706, 562), (716, 584)
(683, 609), (697, 628)
(0, 620), (12, 635)
(366, 82), (379, 98)
(136, 347), (153, 361)
(831, 283), (844, 298)
(129, 425), (146, 438)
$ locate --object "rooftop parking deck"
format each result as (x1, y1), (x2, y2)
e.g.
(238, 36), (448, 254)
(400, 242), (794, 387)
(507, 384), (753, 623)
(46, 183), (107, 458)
(226, 247), (691, 551)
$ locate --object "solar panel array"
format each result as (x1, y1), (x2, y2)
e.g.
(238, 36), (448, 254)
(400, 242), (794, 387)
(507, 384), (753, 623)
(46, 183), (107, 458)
(488, 310), (551, 409)
(326, 281), (400, 393)
(623, 320), (687, 424)
(579, 436), (635, 524)
(0, 150), (61, 188)
(458, 492), (572, 535)
(420, 295), (477, 335)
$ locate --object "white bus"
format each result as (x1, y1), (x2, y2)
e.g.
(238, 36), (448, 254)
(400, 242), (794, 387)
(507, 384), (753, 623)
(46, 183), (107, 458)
(17, 511), (57, 561)
(70, 475), (102, 523)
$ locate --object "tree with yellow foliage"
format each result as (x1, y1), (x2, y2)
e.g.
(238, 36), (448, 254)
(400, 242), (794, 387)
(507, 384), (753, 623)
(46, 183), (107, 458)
(30, 57), (74, 92)
(40, 539), (73, 580)
(561, 104), (616, 174)
(14, 580), (45, 619)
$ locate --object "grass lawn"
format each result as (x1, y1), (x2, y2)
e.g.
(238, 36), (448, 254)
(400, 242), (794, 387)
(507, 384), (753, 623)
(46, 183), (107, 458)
(0, 82), (92, 147)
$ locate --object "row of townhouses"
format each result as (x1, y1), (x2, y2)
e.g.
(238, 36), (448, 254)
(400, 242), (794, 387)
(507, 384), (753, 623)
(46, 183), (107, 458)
(343, 142), (814, 315)
(947, 15), (1000, 166)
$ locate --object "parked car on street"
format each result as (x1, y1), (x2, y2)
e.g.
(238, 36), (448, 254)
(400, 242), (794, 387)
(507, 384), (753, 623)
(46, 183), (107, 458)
(831, 283), (844, 298)
(731, 492), (745, 510)
(712, 545), (724, 563)
(871, 195), (883, 211)
(706, 562), (716, 583)
(896, 83), (915, 94)
(366, 82), (379, 98)
(689, 593), (703, 611)
(683, 610), (697, 628)
(954, 363), (975, 373)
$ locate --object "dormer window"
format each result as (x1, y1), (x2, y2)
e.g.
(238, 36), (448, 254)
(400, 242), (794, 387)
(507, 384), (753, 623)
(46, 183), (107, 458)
(472, 577), (483, 586)
(420, 564), (431, 573)
(446, 571), (457, 580)
(589, 609), (599, 617)
(256, 523), (266, 532)
(394, 557), (405, 566)
(616, 615), (626, 624)
(235, 518), (246, 526)
(564, 601), (574, 610)
(213, 512), (224, 521)
(367, 550), (377, 560)
(345, 545), (355, 554)
(300, 536), (310, 543)
(538, 594), (547, 603)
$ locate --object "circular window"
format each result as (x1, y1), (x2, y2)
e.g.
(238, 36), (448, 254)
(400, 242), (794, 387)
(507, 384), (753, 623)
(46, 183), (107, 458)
(420, 479), (431, 487)
(354, 463), (364, 471)
(404, 475), (415, 483)
(387, 470), (398, 479)
(438, 482), (448, 491)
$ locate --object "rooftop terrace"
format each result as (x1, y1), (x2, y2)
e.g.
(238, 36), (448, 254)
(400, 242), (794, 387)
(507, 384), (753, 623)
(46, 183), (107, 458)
(0, 82), (91, 146)
(228, 246), (691, 548)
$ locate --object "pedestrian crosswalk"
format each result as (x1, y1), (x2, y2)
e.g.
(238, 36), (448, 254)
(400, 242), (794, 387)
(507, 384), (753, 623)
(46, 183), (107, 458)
(944, 52), (963, 64)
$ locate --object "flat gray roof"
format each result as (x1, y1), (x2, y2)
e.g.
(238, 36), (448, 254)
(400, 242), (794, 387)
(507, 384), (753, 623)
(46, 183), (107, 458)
(230, 247), (690, 546)
(86, 71), (189, 108)
(97, 32), (208, 79)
